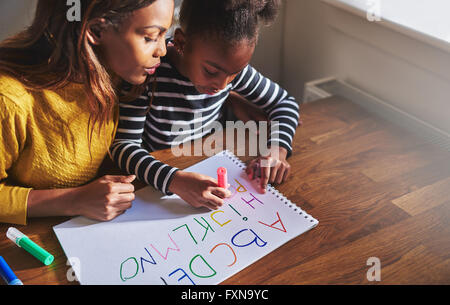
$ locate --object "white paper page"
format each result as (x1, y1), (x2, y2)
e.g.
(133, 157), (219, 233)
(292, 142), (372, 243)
(54, 151), (318, 285)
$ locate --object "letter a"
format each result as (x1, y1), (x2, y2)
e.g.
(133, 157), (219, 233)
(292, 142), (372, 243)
(66, 0), (81, 22)
(366, 257), (381, 281)
(258, 212), (287, 233)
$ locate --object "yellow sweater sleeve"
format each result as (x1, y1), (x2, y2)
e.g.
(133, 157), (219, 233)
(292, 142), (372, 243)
(0, 95), (32, 225)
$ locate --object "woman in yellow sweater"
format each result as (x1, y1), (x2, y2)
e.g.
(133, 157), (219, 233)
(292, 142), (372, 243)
(0, 0), (174, 224)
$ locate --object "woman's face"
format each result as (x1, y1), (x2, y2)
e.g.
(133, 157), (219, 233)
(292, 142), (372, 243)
(98, 0), (174, 85)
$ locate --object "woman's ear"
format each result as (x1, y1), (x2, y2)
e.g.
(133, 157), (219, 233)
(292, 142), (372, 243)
(173, 28), (186, 54)
(86, 18), (109, 45)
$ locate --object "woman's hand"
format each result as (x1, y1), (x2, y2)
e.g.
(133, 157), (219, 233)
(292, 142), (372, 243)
(246, 146), (291, 193)
(27, 175), (137, 221)
(71, 175), (136, 221)
(168, 171), (231, 210)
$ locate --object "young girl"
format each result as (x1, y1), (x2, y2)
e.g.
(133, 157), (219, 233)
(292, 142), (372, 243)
(112, 0), (300, 210)
(0, 0), (174, 224)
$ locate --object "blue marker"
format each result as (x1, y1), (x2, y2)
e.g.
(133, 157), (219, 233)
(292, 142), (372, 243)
(0, 256), (23, 285)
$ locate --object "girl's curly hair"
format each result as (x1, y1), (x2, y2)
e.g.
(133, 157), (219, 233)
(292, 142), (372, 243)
(179, 0), (281, 45)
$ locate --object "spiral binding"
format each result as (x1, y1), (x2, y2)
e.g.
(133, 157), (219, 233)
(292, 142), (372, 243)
(222, 150), (318, 225)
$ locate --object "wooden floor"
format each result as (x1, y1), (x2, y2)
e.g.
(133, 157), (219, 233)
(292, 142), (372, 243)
(220, 96), (450, 284)
(0, 95), (449, 284)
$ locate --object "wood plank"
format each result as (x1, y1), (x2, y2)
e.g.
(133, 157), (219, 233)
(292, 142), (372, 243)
(259, 202), (450, 284)
(380, 245), (450, 284)
(2, 96), (449, 285)
(392, 177), (450, 216)
(361, 151), (430, 182)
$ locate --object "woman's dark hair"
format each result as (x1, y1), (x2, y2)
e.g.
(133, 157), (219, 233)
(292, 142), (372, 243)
(0, 0), (157, 146)
(179, 0), (281, 44)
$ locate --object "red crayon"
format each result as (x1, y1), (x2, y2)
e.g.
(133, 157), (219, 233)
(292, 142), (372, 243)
(217, 167), (228, 188)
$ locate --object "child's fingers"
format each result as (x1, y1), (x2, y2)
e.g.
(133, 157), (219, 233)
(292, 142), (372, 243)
(246, 166), (254, 180)
(211, 187), (231, 199)
(269, 160), (281, 183)
(246, 159), (257, 180)
(203, 201), (220, 210)
(204, 193), (224, 209)
(283, 163), (292, 182)
(275, 162), (290, 184)
(196, 201), (218, 210)
(260, 163), (271, 193)
(274, 166), (284, 184)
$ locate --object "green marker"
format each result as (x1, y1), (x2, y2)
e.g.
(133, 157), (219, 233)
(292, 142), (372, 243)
(6, 227), (54, 266)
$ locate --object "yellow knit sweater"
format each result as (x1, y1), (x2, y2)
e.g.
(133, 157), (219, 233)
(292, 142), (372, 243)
(0, 74), (118, 225)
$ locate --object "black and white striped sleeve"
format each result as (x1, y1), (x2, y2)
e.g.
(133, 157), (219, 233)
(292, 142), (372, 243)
(110, 91), (179, 195)
(231, 65), (300, 157)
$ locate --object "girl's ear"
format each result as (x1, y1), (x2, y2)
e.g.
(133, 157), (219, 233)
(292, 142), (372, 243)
(173, 28), (186, 54)
(86, 18), (109, 45)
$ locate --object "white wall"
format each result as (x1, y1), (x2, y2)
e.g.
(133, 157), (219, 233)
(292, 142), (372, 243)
(0, 0), (37, 42)
(2, 0), (449, 135)
(280, 0), (450, 135)
(249, 3), (285, 84)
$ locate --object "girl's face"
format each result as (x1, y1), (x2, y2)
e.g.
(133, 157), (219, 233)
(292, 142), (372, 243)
(96, 0), (174, 85)
(176, 32), (256, 95)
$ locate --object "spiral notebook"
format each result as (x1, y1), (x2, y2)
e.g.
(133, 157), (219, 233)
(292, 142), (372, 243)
(53, 150), (318, 285)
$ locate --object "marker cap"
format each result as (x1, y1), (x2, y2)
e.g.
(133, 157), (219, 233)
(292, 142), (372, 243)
(9, 278), (24, 285)
(6, 227), (24, 245)
(217, 167), (228, 188)
(7, 227), (54, 266)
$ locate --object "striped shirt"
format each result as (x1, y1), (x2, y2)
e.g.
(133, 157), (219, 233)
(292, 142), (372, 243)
(111, 55), (300, 195)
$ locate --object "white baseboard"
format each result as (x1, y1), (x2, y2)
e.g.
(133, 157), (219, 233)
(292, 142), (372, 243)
(304, 77), (450, 151)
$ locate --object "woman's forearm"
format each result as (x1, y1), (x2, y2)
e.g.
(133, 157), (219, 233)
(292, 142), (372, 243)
(26, 175), (136, 222)
(27, 188), (79, 218)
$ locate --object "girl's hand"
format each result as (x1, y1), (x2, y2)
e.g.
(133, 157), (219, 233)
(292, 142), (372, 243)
(168, 171), (231, 210)
(71, 175), (136, 221)
(246, 146), (291, 193)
